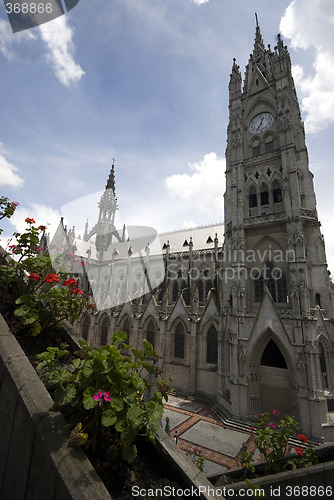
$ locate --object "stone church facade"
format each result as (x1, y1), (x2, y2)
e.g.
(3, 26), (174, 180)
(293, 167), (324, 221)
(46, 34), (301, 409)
(54, 22), (334, 442)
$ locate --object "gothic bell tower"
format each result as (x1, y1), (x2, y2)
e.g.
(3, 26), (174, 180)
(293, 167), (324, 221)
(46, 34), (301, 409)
(221, 17), (334, 441)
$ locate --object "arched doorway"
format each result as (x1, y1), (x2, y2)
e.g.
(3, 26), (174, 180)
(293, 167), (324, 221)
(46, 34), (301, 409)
(259, 339), (292, 416)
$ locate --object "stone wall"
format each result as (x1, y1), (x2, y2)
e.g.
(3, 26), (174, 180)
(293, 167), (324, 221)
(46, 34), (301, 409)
(0, 313), (111, 500)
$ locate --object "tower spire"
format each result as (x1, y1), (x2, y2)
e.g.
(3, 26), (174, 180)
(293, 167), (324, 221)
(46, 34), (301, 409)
(253, 13), (265, 55)
(106, 160), (116, 198)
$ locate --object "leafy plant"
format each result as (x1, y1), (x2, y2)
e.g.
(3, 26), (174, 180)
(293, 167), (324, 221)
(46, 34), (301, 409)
(0, 196), (18, 234)
(0, 215), (92, 334)
(244, 479), (265, 497)
(37, 332), (169, 463)
(190, 450), (205, 472)
(240, 449), (255, 475)
(244, 411), (318, 475)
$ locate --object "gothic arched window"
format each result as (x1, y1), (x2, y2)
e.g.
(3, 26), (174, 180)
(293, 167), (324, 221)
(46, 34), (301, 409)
(265, 263), (288, 303)
(82, 315), (90, 341)
(261, 339), (287, 369)
(265, 133), (274, 152)
(249, 186), (257, 215)
(260, 183), (269, 207)
(273, 181), (282, 204)
(319, 342), (328, 389)
(146, 320), (156, 349)
(252, 138), (260, 156)
(172, 281), (179, 302)
(207, 325), (218, 364)
(276, 272), (288, 303)
(197, 280), (204, 304)
(254, 271), (264, 302)
(174, 323), (185, 359)
(157, 288), (163, 303)
(181, 280), (190, 305)
(315, 293), (321, 307)
(205, 280), (213, 300)
(100, 316), (109, 345)
(122, 318), (131, 345)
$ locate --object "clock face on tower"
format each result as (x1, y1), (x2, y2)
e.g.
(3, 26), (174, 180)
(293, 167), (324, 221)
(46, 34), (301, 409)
(249, 112), (274, 133)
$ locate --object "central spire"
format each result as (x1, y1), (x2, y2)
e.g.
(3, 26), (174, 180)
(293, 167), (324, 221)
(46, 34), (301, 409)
(106, 161), (116, 198)
(253, 12), (265, 56)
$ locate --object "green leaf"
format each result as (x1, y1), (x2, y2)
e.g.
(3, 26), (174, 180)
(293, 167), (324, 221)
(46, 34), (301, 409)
(83, 386), (97, 409)
(110, 397), (124, 412)
(101, 409), (117, 427)
(126, 406), (143, 426)
(131, 348), (142, 359)
(54, 384), (76, 406)
(122, 443), (137, 464)
(146, 403), (163, 431)
(48, 369), (72, 384)
(72, 358), (81, 369)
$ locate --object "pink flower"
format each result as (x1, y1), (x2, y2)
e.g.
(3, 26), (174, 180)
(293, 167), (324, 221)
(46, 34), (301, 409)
(272, 409), (279, 415)
(93, 391), (103, 401)
(93, 390), (111, 404)
(81, 261), (86, 267)
(103, 392), (111, 402)
(268, 422), (277, 429)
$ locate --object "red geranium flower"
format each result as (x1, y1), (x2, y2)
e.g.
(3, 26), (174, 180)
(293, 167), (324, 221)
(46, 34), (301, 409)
(38, 225), (47, 231)
(43, 273), (60, 283)
(71, 288), (83, 295)
(28, 273), (40, 281)
(25, 217), (36, 224)
(295, 446), (304, 456)
(63, 278), (77, 287)
(298, 434), (307, 444)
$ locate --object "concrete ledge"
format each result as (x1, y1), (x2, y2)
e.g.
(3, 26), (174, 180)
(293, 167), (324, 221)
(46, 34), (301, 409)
(214, 456), (334, 499)
(155, 427), (222, 500)
(0, 313), (111, 500)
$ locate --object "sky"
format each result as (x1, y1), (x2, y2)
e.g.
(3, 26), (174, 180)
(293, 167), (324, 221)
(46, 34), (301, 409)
(1, 0), (334, 275)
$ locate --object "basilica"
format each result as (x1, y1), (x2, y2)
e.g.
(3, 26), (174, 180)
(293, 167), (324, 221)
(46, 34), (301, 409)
(53, 21), (334, 442)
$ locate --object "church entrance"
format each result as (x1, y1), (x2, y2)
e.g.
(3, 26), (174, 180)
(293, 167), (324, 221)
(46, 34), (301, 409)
(259, 339), (292, 416)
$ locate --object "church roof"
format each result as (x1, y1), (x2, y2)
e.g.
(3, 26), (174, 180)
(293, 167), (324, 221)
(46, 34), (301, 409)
(158, 223), (224, 255)
(70, 222), (224, 263)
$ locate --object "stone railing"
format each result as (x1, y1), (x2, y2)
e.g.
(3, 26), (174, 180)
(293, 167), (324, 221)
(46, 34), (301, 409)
(0, 313), (111, 500)
(0, 314), (220, 500)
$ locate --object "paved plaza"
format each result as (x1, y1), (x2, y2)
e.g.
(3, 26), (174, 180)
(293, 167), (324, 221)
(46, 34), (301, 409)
(162, 395), (260, 477)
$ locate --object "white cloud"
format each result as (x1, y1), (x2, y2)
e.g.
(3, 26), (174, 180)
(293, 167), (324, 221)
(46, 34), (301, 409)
(192, 0), (210, 4)
(8, 203), (61, 239)
(0, 154), (24, 187)
(165, 152), (225, 217)
(39, 15), (85, 86)
(0, 18), (35, 60)
(280, 0), (334, 132)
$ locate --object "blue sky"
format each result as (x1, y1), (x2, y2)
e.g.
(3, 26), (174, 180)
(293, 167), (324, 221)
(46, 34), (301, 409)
(1, 0), (334, 274)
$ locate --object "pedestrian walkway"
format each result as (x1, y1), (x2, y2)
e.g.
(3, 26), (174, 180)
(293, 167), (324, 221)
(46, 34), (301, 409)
(163, 395), (261, 477)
